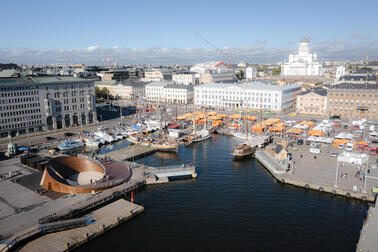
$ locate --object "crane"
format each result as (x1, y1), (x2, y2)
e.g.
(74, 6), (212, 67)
(195, 33), (232, 69)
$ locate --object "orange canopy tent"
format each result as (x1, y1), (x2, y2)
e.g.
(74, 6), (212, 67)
(332, 139), (348, 147)
(286, 128), (303, 135)
(308, 130), (324, 137)
(212, 120), (223, 128)
(244, 116), (257, 121)
(251, 124), (265, 133)
(230, 114), (242, 119)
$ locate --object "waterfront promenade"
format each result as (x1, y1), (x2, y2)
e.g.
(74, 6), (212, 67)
(19, 199), (144, 252)
(255, 147), (375, 202)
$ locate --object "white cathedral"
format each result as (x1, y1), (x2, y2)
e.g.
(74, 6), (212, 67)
(281, 36), (323, 76)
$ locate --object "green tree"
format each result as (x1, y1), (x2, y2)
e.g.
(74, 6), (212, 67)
(237, 69), (244, 80)
(272, 65), (281, 75)
(95, 87), (110, 99)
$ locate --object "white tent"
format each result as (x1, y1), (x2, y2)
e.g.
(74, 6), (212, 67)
(337, 151), (368, 165)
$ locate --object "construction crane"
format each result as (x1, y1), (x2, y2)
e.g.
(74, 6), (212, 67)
(195, 33), (232, 69)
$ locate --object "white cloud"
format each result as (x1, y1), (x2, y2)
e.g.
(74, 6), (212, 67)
(87, 45), (100, 52)
(112, 46), (119, 49)
(254, 40), (268, 45)
(1, 41), (377, 65)
(352, 32), (372, 40)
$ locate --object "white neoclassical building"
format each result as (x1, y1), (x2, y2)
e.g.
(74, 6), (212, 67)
(281, 36), (323, 76)
(194, 82), (301, 111)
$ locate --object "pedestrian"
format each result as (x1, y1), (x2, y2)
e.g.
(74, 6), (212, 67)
(314, 155), (316, 159)
(300, 154), (303, 158)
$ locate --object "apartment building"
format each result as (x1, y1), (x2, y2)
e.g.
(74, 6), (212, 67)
(0, 76), (96, 138)
(145, 82), (194, 104)
(95, 81), (146, 100)
(327, 83), (378, 120)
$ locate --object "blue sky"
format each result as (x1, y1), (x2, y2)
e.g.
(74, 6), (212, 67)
(1, 0), (377, 64)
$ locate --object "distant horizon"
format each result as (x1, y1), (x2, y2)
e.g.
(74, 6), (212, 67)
(1, 0), (377, 65)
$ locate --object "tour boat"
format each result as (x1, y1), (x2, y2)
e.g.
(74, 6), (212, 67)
(57, 140), (85, 151)
(94, 131), (113, 144)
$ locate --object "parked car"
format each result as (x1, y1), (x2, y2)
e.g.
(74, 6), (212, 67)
(331, 152), (337, 157)
(297, 139), (304, 145)
(330, 115), (340, 120)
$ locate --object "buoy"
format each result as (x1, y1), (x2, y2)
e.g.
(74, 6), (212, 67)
(332, 190), (336, 195)
(280, 178), (285, 184)
(319, 187), (323, 192)
(346, 192), (351, 198)
(305, 184), (310, 190)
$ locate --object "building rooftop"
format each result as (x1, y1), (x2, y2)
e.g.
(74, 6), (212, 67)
(165, 84), (194, 90)
(0, 75), (91, 85)
(146, 81), (172, 87)
(329, 83), (378, 90)
(298, 89), (327, 96)
(194, 82), (301, 91)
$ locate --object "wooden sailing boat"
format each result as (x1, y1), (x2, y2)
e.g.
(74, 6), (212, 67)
(231, 115), (256, 159)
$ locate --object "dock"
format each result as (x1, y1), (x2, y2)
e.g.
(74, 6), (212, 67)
(145, 164), (197, 185)
(19, 199), (144, 252)
(356, 201), (378, 252)
(255, 149), (375, 202)
(99, 144), (158, 162)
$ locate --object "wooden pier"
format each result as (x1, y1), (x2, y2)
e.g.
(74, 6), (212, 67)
(99, 145), (158, 162)
(255, 149), (375, 202)
(19, 199), (144, 252)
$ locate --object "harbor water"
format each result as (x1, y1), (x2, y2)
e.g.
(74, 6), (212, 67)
(78, 135), (369, 251)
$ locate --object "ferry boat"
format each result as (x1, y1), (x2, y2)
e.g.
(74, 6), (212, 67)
(57, 140), (85, 151)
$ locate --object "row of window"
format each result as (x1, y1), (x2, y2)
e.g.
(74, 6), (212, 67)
(0, 120), (42, 130)
(1, 114), (41, 124)
(196, 90), (279, 96)
(329, 99), (377, 105)
(330, 92), (377, 97)
(0, 86), (37, 91)
(0, 103), (40, 111)
(197, 95), (278, 103)
(330, 107), (377, 113)
(0, 108), (41, 117)
(0, 97), (39, 104)
(0, 91), (39, 97)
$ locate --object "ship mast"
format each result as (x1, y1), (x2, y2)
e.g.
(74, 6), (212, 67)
(245, 118), (248, 140)
(259, 95), (263, 136)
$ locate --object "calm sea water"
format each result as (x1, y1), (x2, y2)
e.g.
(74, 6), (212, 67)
(78, 135), (368, 252)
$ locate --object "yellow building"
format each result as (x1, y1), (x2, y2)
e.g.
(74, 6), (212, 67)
(327, 83), (378, 120)
(296, 89), (327, 115)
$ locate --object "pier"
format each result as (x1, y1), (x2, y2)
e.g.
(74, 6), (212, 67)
(99, 145), (158, 162)
(18, 199), (144, 252)
(255, 149), (375, 202)
(356, 202), (378, 252)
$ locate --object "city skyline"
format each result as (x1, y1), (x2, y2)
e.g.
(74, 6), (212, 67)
(1, 0), (377, 64)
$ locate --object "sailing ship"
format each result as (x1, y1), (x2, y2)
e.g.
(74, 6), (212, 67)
(231, 118), (256, 159)
(182, 111), (212, 146)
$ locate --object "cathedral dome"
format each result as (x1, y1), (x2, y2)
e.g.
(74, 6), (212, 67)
(300, 36), (309, 43)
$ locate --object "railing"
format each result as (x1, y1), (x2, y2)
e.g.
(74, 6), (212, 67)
(255, 150), (286, 174)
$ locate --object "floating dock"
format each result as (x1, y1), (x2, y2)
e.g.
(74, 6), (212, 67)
(19, 199), (144, 252)
(255, 149), (375, 202)
(99, 145), (158, 162)
(145, 164), (197, 185)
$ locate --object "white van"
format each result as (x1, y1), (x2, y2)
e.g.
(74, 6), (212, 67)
(346, 142), (354, 152)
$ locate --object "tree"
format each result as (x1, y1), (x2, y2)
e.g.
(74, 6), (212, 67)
(236, 69), (244, 80)
(95, 87), (110, 99)
(272, 65), (281, 75)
